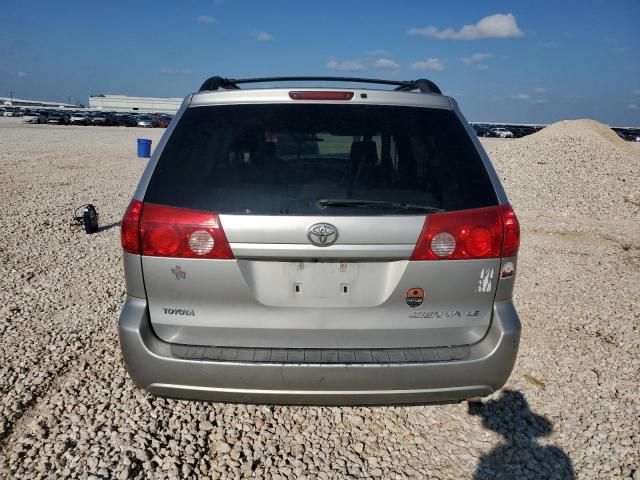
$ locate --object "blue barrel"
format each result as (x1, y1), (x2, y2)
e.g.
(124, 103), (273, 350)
(137, 138), (152, 158)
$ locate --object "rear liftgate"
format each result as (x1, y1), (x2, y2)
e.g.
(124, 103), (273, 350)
(122, 200), (519, 350)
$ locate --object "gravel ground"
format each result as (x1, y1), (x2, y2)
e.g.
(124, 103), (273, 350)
(0, 118), (638, 479)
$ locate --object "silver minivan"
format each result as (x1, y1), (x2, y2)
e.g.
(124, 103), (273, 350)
(119, 76), (521, 405)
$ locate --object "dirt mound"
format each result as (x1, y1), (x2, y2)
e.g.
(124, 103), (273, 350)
(482, 119), (640, 221)
(528, 119), (627, 147)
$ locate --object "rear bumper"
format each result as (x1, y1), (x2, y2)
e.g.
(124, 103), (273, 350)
(118, 297), (521, 405)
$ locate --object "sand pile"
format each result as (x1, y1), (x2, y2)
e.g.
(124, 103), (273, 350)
(484, 119), (640, 221)
(530, 118), (631, 148)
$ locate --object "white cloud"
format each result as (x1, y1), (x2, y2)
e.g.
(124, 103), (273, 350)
(408, 13), (523, 40)
(533, 87), (547, 93)
(326, 59), (364, 72)
(460, 53), (492, 64)
(197, 15), (216, 24)
(366, 50), (389, 57)
(633, 90), (640, 95)
(17, 71), (27, 77)
(628, 103), (639, 110)
(252, 32), (273, 41)
(511, 92), (548, 103)
(373, 58), (399, 71)
(410, 58), (444, 72)
(160, 68), (194, 75)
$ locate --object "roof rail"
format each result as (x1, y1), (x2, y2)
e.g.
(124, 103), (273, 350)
(393, 79), (442, 95)
(198, 76), (442, 95)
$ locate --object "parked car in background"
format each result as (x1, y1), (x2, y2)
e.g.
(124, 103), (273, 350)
(472, 125), (494, 137)
(115, 113), (139, 127)
(22, 111), (40, 123)
(157, 114), (173, 128)
(37, 111), (49, 124)
(91, 112), (116, 126)
(472, 124), (544, 139)
(491, 127), (514, 138)
(47, 111), (70, 125)
(69, 112), (91, 125)
(614, 128), (640, 142)
(509, 127), (528, 138)
(518, 126), (538, 137)
(3, 109), (18, 117)
(137, 114), (158, 128)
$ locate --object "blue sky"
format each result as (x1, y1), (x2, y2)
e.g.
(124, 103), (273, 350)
(1, 1), (639, 125)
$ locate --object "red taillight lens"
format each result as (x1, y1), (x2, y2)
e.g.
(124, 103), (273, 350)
(465, 227), (493, 257)
(500, 204), (520, 257)
(121, 199), (143, 254)
(289, 91), (354, 100)
(410, 206), (505, 260)
(147, 224), (180, 256)
(138, 203), (233, 259)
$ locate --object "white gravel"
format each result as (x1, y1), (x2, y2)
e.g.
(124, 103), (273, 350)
(484, 119), (639, 223)
(0, 118), (638, 479)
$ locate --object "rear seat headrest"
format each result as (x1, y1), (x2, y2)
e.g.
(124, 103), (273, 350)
(350, 141), (379, 165)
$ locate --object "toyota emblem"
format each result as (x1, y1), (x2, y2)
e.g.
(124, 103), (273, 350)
(307, 223), (338, 247)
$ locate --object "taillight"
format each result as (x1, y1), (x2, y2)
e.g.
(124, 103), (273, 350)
(410, 205), (519, 260)
(289, 91), (354, 100)
(121, 201), (234, 259)
(139, 203), (234, 259)
(500, 204), (520, 257)
(121, 199), (143, 254)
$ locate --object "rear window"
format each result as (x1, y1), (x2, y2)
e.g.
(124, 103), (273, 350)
(145, 104), (497, 215)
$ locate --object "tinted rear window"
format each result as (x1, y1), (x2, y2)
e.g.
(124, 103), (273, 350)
(145, 104), (497, 215)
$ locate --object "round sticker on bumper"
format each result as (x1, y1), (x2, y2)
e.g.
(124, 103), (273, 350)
(406, 288), (424, 308)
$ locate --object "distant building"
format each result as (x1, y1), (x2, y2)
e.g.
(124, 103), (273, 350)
(0, 96), (77, 109)
(89, 95), (183, 114)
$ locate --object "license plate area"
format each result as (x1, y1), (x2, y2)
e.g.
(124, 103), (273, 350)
(288, 262), (357, 298)
(237, 260), (408, 308)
